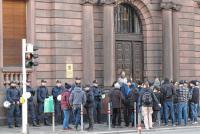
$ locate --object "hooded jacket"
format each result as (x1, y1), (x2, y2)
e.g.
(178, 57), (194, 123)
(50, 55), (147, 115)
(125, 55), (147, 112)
(69, 86), (86, 106)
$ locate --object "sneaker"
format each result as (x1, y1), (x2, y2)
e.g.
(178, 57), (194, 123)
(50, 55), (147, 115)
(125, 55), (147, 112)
(75, 125), (78, 130)
(192, 122), (198, 125)
(165, 125), (168, 127)
(145, 128), (150, 130)
(15, 124), (21, 127)
(172, 124), (176, 127)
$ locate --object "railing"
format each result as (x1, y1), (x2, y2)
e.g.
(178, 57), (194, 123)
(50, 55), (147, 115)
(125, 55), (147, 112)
(2, 67), (32, 88)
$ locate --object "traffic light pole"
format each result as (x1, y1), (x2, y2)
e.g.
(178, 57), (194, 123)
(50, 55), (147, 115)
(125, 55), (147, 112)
(22, 39), (28, 134)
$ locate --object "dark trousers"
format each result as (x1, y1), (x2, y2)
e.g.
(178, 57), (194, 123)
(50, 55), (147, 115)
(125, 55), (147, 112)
(94, 101), (102, 123)
(152, 110), (159, 122)
(86, 107), (94, 128)
(112, 108), (121, 126)
(28, 102), (37, 123)
(38, 102), (49, 124)
(7, 104), (20, 126)
(54, 101), (62, 124)
(123, 106), (129, 126)
(128, 109), (137, 127)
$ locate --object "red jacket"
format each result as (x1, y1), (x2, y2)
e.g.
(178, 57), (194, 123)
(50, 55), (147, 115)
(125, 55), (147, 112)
(61, 90), (71, 110)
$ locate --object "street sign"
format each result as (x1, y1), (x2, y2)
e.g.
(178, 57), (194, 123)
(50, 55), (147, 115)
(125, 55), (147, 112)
(66, 64), (73, 78)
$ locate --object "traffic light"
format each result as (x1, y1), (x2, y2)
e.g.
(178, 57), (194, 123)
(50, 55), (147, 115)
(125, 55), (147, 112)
(25, 44), (39, 68)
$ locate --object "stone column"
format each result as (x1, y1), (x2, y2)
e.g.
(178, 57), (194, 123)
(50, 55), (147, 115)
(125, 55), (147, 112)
(160, 1), (181, 81)
(82, 0), (95, 84)
(102, 0), (115, 86)
(0, 0), (3, 87)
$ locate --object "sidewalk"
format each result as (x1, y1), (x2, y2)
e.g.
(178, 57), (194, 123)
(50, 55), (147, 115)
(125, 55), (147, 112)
(0, 122), (200, 134)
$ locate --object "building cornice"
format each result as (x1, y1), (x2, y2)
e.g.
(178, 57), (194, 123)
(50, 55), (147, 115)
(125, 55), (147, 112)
(160, 2), (182, 11)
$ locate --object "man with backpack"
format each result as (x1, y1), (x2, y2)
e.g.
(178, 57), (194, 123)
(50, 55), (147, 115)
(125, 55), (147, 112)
(61, 84), (72, 130)
(139, 81), (161, 130)
(160, 78), (176, 127)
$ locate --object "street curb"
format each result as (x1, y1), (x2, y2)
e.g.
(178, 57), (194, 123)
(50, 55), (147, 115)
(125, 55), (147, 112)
(81, 125), (200, 134)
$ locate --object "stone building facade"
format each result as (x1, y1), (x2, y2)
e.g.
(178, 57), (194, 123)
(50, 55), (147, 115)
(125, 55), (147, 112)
(0, 0), (200, 123)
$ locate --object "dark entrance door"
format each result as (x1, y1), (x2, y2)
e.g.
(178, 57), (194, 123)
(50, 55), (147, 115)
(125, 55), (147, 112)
(115, 40), (143, 81)
(114, 3), (144, 81)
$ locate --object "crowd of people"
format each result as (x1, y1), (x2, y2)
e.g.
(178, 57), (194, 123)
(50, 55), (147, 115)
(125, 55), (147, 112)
(4, 71), (200, 131)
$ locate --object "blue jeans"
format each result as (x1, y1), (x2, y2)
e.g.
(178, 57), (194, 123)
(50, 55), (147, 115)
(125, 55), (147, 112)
(73, 107), (81, 127)
(190, 102), (198, 122)
(177, 102), (188, 126)
(163, 101), (175, 125)
(63, 109), (70, 129)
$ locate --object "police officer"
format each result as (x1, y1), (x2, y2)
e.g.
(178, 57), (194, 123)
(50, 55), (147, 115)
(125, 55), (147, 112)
(84, 85), (95, 131)
(52, 80), (64, 125)
(26, 80), (38, 126)
(92, 80), (102, 123)
(6, 81), (21, 128)
(37, 80), (50, 126)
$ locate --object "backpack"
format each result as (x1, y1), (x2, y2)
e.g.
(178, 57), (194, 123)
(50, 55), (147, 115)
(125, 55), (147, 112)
(142, 90), (153, 105)
(164, 85), (173, 98)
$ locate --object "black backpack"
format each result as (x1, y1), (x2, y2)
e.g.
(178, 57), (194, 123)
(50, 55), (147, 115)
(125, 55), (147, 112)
(165, 85), (173, 98)
(142, 90), (153, 105)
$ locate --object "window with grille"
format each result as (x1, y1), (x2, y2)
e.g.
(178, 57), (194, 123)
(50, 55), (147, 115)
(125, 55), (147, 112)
(114, 3), (142, 34)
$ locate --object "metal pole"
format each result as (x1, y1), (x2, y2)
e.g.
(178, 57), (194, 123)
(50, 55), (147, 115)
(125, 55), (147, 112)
(134, 102), (137, 128)
(81, 104), (84, 131)
(137, 110), (142, 134)
(108, 102), (111, 130)
(158, 111), (161, 127)
(52, 112), (55, 132)
(22, 39), (28, 134)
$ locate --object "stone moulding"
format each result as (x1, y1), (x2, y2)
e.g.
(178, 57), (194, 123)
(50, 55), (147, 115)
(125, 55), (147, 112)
(160, 2), (182, 11)
(81, 0), (116, 5)
(193, 0), (200, 7)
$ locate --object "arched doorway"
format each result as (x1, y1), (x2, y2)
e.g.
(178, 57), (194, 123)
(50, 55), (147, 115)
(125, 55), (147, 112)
(114, 3), (144, 81)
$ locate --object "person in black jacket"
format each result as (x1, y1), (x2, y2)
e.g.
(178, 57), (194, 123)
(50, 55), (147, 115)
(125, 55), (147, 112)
(109, 81), (125, 128)
(26, 80), (38, 126)
(37, 80), (50, 126)
(160, 78), (176, 127)
(6, 81), (21, 128)
(127, 87), (139, 127)
(152, 86), (161, 123)
(84, 85), (95, 131)
(190, 80), (200, 124)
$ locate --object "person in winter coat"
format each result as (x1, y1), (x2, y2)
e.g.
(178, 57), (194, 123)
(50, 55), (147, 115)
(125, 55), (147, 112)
(61, 85), (72, 130)
(37, 80), (50, 126)
(69, 83), (86, 130)
(84, 85), (95, 131)
(52, 80), (64, 125)
(109, 81), (125, 128)
(189, 80), (199, 124)
(6, 81), (21, 128)
(160, 78), (176, 127)
(152, 86), (161, 123)
(139, 81), (161, 130)
(127, 87), (139, 127)
(92, 80), (103, 124)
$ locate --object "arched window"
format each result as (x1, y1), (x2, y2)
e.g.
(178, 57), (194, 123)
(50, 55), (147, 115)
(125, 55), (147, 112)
(114, 3), (142, 34)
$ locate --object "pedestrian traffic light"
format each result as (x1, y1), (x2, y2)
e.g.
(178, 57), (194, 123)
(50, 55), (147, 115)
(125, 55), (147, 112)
(25, 44), (39, 68)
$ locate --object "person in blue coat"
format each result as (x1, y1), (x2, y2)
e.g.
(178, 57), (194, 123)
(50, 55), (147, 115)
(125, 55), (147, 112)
(52, 80), (64, 125)
(37, 80), (50, 126)
(26, 80), (38, 126)
(6, 81), (21, 128)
